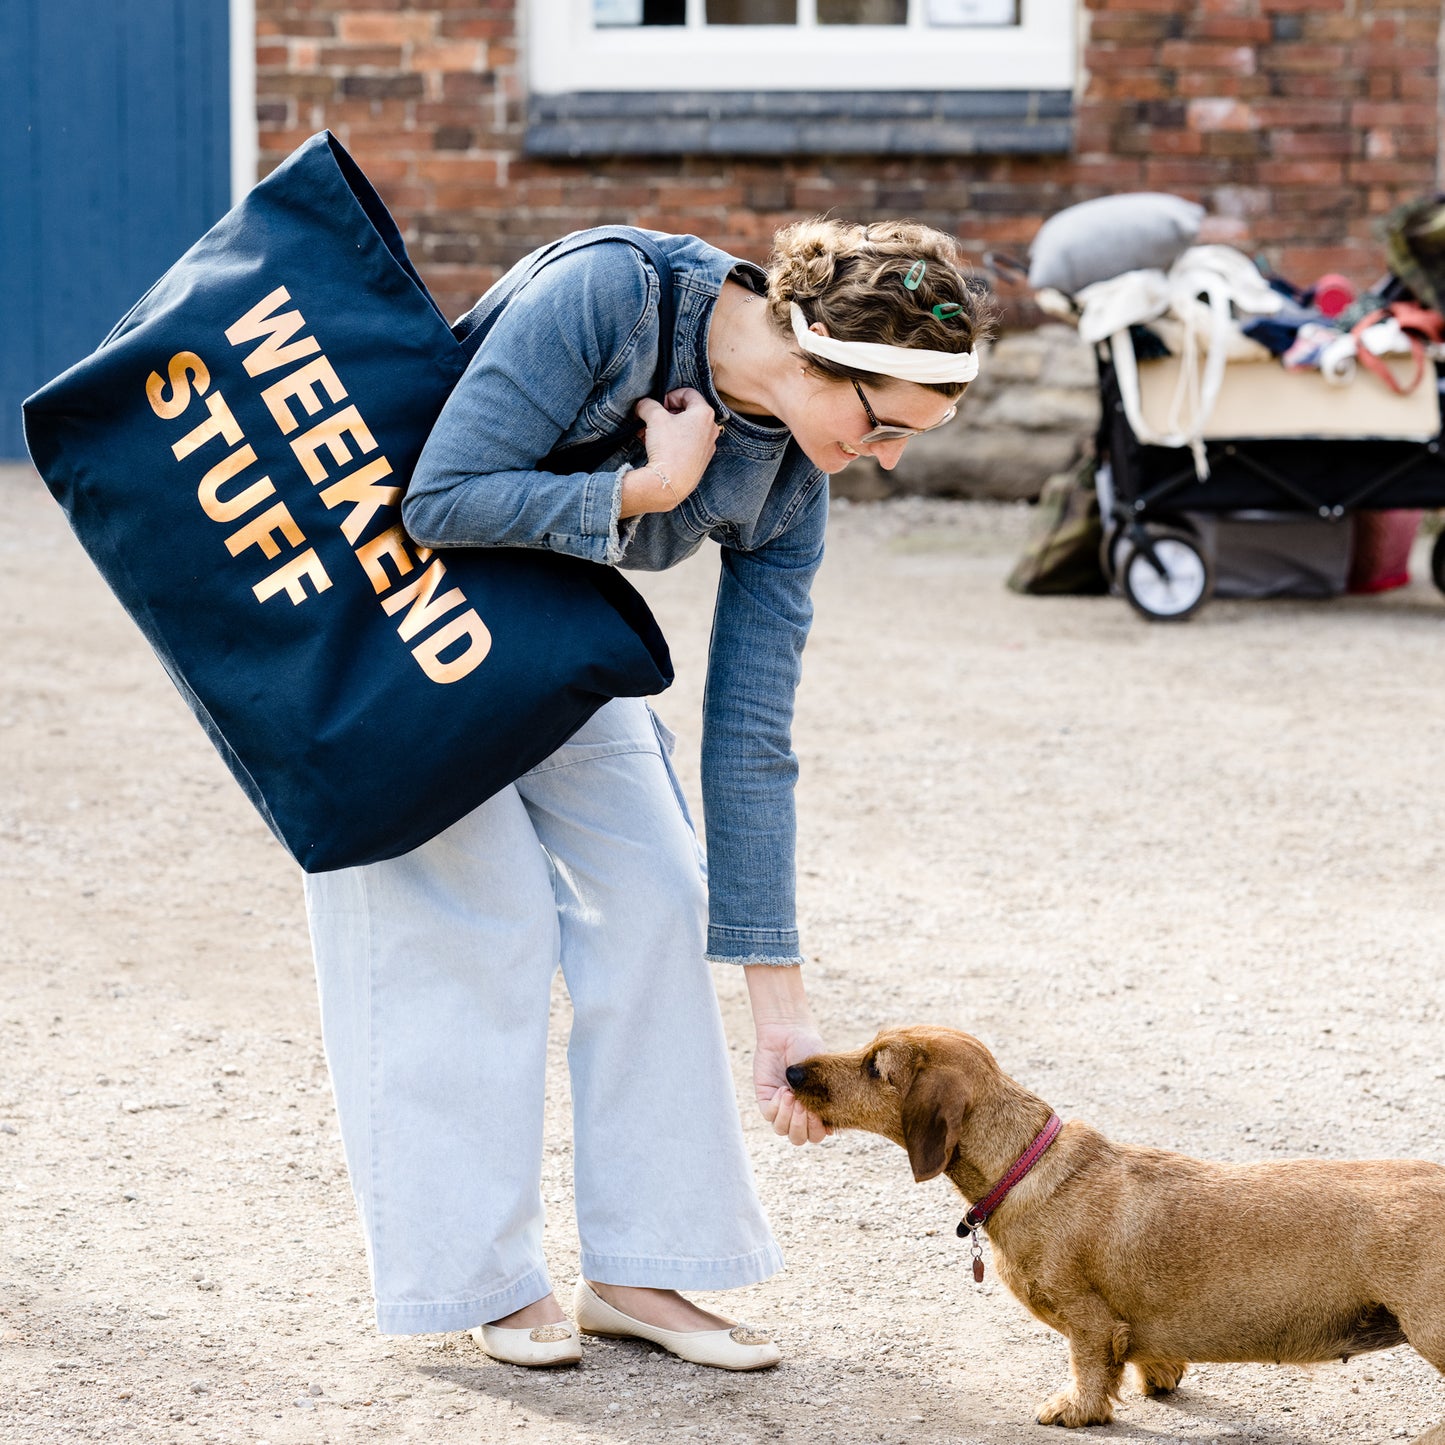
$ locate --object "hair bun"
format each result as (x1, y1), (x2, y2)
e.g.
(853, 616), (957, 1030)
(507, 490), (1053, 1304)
(765, 218), (993, 395)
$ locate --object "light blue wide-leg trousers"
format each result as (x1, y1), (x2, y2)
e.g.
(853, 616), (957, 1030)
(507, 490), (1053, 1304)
(303, 696), (784, 1335)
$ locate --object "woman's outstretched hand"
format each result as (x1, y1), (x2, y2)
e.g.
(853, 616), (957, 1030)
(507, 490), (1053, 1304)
(620, 388), (722, 518)
(754, 1021), (832, 1146)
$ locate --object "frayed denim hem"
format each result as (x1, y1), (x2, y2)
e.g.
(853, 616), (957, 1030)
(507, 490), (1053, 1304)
(600, 467), (630, 566)
(374, 1264), (552, 1336)
(706, 952), (805, 967)
(579, 1241), (784, 1290)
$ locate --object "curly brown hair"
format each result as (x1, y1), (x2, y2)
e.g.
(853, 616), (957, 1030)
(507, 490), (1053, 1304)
(765, 218), (994, 399)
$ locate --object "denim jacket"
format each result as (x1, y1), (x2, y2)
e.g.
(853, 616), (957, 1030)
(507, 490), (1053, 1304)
(402, 231), (827, 966)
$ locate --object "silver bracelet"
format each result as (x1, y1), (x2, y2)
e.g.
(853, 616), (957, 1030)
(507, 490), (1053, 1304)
(649, 466), (678, 505)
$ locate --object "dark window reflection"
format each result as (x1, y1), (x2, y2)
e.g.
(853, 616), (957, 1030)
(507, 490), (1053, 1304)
(705, 0), (798, 22)
(818, 0), (906, 20)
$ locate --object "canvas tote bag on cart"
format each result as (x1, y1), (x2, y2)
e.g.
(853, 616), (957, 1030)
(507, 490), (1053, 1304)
(23, 132), (675, 872)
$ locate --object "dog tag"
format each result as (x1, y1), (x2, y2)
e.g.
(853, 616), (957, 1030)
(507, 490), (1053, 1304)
(972, 1257), (985, 1284)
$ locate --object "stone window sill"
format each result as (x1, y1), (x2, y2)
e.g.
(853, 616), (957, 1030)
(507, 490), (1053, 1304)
(524, 90), (1073, 158)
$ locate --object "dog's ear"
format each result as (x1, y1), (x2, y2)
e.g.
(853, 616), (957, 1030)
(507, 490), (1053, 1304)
(899, 1067), (967, 1182)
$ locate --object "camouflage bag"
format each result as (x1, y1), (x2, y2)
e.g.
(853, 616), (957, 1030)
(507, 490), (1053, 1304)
(1007, 457), (1108, 596)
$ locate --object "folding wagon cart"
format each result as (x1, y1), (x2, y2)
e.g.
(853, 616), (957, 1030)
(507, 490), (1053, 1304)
(1094, 345), (1445, 621)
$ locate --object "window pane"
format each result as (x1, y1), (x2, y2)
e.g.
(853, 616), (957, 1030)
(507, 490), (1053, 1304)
(705, 0), (797, 23)
(818, 0), (906, 21)
(814, 0), (901, 20)
(594, 0), (686, 25)
(926, 0), (1018, 24)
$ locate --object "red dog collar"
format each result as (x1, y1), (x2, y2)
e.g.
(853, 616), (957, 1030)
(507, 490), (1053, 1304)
(957, 1112), (1063, 1281)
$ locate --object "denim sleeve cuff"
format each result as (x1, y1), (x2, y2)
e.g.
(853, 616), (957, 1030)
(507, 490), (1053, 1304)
(581, 467), (630, 566)
(705, 952), (806, 967)
(706, 924), (802, 967)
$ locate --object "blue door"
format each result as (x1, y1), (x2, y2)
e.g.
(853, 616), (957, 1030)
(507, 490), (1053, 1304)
(1, 1), (232, 459)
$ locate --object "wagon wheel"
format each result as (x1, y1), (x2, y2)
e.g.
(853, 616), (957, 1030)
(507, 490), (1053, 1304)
(1119, 527), (1214, 622)
(1103, 514), (1195, 591)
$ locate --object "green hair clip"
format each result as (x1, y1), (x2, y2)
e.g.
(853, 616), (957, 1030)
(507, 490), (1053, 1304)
(903, 260), (927, 291)
(932, 302), (964, 320)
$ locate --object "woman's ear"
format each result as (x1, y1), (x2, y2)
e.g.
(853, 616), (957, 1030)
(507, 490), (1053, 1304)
(899, 1068), (968, 1182)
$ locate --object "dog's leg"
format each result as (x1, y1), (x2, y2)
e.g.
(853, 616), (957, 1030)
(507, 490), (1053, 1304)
(1399, 1319), (1445, 1377)
(1133, 1358), (1188, 1396)
(1036, 1308), (1130, 1428)
(1396, 1308), (1445, 1443)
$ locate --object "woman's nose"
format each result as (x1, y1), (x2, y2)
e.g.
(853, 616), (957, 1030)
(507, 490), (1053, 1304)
(870, 437), (910, 471)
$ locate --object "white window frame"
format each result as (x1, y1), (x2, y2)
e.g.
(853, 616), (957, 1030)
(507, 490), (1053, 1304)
(230, 0), (258, 205)
(528, 0), (1076, 94)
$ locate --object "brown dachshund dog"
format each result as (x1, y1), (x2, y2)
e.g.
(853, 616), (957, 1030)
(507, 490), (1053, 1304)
(786, 1027), (1445, 1429)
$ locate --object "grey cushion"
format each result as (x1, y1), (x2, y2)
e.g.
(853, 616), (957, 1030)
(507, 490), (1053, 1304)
(1029, 193), (1205, 296)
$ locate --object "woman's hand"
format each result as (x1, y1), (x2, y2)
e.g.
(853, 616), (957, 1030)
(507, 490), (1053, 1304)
(619, 388), (722, 518)
(744, 964), (831, 1146)
(754, 1021), (832, 1146)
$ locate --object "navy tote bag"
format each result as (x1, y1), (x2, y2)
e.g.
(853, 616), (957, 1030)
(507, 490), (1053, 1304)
(23, 132), (673, 872)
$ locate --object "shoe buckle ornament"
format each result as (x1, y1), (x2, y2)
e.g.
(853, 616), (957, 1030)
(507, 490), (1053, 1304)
(729, 1325), (773, 1346)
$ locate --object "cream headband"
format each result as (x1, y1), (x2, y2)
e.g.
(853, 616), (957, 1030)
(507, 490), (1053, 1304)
(789, 302), (979, 385)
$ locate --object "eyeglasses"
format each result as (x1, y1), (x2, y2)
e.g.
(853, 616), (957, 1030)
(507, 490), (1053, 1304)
(851, 379), (957, 446)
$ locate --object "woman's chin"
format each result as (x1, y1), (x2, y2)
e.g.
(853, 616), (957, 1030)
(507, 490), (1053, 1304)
(811, 443), (861, 475)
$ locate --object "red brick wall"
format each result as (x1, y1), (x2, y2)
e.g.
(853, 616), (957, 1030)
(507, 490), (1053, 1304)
(255, 1), (1440, 324)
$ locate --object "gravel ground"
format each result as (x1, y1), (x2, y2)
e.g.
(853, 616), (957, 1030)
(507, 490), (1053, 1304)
(2, 460), (1443, 1445)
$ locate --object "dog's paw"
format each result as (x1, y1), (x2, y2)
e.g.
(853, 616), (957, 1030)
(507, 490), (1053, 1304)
(1036, 1389), (1114, 1428)
(1135, 1358), (1188, 1396)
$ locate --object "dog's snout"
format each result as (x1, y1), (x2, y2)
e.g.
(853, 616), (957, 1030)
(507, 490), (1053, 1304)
(785, 1064), (808, 1090)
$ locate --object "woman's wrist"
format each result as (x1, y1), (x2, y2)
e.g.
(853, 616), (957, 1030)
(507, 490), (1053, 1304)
(744, 963), (814, 1030)
(619, 464), (681, 519)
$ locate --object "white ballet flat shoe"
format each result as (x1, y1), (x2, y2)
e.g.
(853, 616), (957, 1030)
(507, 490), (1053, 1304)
(470, 1318), (582, 1367)
(573, 1280), (781, 1371)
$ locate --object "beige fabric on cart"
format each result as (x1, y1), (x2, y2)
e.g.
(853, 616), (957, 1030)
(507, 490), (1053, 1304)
(1078, 246), (1285, 476)
(1135, 353), (1441, 441)
(1151, 314), (1274, 364)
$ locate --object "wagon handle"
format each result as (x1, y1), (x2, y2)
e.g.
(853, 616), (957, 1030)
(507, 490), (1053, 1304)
(1350, 307), (1427, 396)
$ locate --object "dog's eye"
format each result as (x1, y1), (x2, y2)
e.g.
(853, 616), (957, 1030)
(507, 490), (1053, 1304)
(865, 1056), (881, 1079)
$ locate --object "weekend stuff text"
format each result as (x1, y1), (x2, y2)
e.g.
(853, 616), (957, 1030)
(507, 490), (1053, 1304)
(145, 288), (491, 684)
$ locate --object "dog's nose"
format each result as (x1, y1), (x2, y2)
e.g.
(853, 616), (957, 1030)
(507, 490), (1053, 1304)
(785, 1064), (807, 1089)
